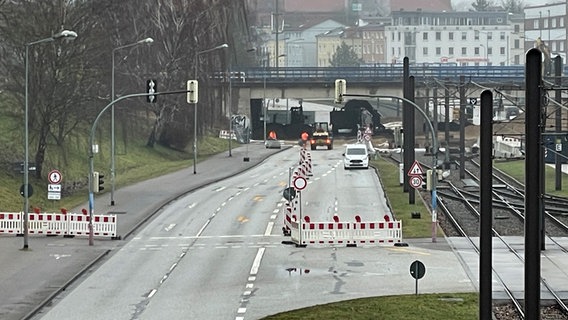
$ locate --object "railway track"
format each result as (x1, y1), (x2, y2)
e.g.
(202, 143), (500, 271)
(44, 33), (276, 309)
(384, 152), (568, 319)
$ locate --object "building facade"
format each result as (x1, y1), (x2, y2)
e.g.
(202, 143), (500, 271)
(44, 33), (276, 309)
(385, 10), (525, 66)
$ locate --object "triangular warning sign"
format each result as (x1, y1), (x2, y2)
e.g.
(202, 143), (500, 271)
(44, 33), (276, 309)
(408, 160), (424, 176)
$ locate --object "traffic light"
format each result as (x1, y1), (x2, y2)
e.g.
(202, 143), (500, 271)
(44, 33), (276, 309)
(147, 79), (157, 103)
(93, 171), (105, 193)
(187, 80), (198, 103)
(334, 79), (346, 104)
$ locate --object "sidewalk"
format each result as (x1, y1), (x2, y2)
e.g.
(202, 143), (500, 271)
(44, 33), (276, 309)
(0, 141), (287, 320)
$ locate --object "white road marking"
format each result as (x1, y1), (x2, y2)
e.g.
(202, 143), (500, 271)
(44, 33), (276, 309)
(187, 203), (197, 209)
(147, 289), (157, 298)
(264, 222), (274, 236)
(249, 247), (266, 275)
(164, 224), (176, 232)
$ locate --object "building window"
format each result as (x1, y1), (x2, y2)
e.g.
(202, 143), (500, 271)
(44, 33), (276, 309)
(514, 39), (520, 49)
(436, 32), (441, 40)
(514, 25), (520, 33)
(552, 18), (557, 28)
(461, 32), (467, 40)
(462, 47), (467, 55)
(488, 47), (492, 55)
(449, 47), (454, 55)
(544, 19), (548, 29)
(487, 32), (493, 40)
(423, 47), (428, 55)
(500, 47), (505, 54)
(474, 32), (479, 40)
(436, 47), (441, 55)
(423, 32), (428, 41)
(449, 32), (454, 40)
(475, 47), (480, 55)
(534, 20), (539, 29)
(500, 32), (505, 40)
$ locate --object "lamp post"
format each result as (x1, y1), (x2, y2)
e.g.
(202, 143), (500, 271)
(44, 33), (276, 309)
(23, 29), (77, 249)
(110, 37), (153, 206)
(262, 53), (285, 143)
(193, 43), (229, 174)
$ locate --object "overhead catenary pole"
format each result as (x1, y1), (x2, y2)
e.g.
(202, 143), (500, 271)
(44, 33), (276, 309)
(525, 48), (542, 320)
(479, 90), (493, 320)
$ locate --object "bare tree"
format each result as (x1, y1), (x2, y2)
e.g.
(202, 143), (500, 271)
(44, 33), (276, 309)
(0, 0), (113, 178)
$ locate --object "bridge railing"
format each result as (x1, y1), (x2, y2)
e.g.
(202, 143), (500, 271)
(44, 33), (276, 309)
(225, 65), (568, 84)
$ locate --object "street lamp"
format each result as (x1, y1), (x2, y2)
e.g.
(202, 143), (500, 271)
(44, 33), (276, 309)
(193, 43), (229, 174)
(23, 29), (77, 249)
(263, 53), (285, 143)
(110, 37), (153, 206)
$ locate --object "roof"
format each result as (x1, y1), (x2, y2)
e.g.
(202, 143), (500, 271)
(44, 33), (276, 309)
(390, 0), (452, 12)
(283, 0), (345, 12)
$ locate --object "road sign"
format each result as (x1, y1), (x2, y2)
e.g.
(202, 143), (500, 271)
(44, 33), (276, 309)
(407, 160), (424, 176)
(48, 170), (62, 184)
(47, 192), (61, 200)
(48, 184), (61, 192)
(410, 260), (426, 279)
(293, 176), (307, 191)
(468, 97), (478, 105)
(409, 176), (423, 189)
(364, 134), (371, 141)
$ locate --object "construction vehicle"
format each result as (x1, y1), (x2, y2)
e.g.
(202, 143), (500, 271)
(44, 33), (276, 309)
(330, 99), (385, 136)
(309, 122), (333, 150)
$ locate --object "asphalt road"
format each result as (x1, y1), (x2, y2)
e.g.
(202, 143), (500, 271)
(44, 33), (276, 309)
(0, 141), (285, 320)
(32, 142), (474, 320)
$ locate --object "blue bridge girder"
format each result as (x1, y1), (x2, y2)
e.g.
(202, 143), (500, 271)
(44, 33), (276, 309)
(222, 65), (568, 86)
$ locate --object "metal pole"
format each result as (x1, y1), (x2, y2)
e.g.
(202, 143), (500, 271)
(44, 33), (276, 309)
(479, 90), (493, 319)
(263, 75), (267, 143)
(110, 38), (153, 205)
(525, 48), (542, 320)
(228, 66), (232, 157)
(23, 43), (30, 250)
(23, 30), (78, 249)
(193, 44), (229, 174)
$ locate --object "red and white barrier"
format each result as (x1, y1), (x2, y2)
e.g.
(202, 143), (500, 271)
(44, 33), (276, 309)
(0, 212), (22, 234)
(27, 213), (68, 235)
(0, 212), (117, 238)
(285, 213), (402, 246)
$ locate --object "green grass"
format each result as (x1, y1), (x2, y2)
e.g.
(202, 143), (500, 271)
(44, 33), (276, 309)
(371, 156), (443, 239)
(262, 293), (478, 320)
(494, 159), (568, 197)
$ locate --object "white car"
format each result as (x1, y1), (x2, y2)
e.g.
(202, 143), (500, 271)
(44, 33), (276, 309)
(343, 144), (369, 169)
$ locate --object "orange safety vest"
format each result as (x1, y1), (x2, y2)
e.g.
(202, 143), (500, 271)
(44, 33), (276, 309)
(301, 132), (309, 140)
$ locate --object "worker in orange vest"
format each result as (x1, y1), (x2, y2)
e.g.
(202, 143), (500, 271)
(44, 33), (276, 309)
(268, 131), (277, 140)
(300, 131), (309, 147)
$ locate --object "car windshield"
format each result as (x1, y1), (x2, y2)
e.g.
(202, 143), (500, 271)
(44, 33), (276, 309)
(347, 148), (366, 155)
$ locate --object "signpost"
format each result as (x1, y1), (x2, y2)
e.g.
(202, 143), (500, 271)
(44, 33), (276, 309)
(47, 169), (62, 200)
(410, 260), (426, 295)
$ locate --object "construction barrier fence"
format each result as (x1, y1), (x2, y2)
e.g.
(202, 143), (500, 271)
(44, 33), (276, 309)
(285, 213), (402, 246)
(0, 212), (118, 238)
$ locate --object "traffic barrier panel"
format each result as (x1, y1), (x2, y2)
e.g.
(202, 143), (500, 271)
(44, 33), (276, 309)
(67, 213), (117, 238)
(0, 212), (22, 234)
(27, 213), (68, 235)
(289, 219), (402, 247)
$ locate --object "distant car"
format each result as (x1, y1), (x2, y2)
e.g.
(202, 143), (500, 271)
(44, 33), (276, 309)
(265, 138), (281, 149)
(343, 144), (369, 169)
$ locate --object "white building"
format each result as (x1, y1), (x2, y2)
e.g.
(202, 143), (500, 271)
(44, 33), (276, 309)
(524, 2), (567, 63)
(384, 10), (525, 66)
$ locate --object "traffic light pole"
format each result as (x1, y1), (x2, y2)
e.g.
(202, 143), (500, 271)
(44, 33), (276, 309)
(88, 89), (190, 245)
